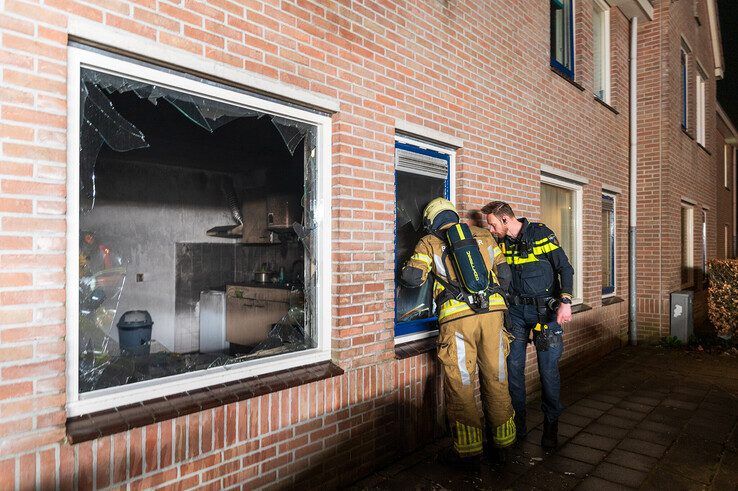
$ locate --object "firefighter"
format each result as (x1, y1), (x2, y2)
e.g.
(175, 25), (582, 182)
(400, 198), (516, 465)
(482, 201), (574, 449)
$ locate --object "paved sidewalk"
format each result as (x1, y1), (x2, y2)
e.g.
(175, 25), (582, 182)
(352, 346), (738, 490)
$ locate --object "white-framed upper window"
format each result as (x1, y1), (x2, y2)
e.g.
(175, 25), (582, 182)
(681, 202), (694, 288)
(66, 47), (332, 416)
(696, 69), (706, 145)
(540, 175), (583, 304)
(394, 135), (456, 344)
(593, 0), (611, 103)
(725, 144), (731, 189)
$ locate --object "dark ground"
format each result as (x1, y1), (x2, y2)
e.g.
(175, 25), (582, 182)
(352, 346), (738, 490)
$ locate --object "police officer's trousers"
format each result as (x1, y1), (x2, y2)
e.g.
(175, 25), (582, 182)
(506, 305), (566, 427)
(437, 311), (516, 457)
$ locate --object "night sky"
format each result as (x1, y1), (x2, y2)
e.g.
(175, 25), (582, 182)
(718, 0), (738, 123)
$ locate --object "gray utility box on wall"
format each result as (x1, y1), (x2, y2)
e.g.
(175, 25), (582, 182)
(670, 290), (694, 342)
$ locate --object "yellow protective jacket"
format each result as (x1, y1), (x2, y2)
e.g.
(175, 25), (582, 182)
(402, 224), (507, 324)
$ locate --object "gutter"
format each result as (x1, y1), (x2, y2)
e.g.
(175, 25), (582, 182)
(628, 15), (638, 346)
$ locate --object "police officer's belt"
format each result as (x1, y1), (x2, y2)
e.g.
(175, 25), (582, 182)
(509, 295), (554, 307)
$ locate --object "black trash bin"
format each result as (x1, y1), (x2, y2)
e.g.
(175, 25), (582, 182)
(117, 310), (153, 357)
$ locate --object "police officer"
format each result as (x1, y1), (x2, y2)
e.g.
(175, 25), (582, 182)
(482, 201), (574, 449)
(401, 198), (516, 465)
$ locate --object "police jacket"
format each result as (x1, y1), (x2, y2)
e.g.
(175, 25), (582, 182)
(401, 224), (508, 324)
(501, 218), (575, 300)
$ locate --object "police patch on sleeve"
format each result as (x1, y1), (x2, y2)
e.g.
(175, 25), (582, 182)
(548, 234), (559, 246)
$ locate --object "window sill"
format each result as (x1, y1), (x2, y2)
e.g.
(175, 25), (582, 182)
(66, 360), (344, 444)
(395, 337), (437, 359)
(594, 97), (619, 115)
(602, 296), (625, 306)
(571, 303), (592, 315)
(697, 142), (711, 155)
(550, 66), (585, 92)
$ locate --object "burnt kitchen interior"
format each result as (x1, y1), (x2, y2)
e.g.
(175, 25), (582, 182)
(77, 69), (316, 392)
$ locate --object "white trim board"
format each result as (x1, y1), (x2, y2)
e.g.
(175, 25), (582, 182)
(395, 120), (464, 149)
(66, 47), (333, 416)
(66, 17), (340, 114)
(540, 164), (590, 185)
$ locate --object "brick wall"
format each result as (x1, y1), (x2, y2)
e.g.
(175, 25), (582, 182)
(0, 0), (662, 488)
(636, 0), (719, 339)
(715, 113), (734, 260)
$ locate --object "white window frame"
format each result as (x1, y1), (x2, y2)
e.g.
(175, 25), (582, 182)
(696, 70), (706, 145)
(66, 47), (333, 417)
(602, 192), (616, 298)
(725, 144), (731, 189)
(593, 0), (611, 104)
(394, 134), (456, 345)
(725, 224), (730, 259)
(541, 174), (584, 305)
(681, 202), (695, 289)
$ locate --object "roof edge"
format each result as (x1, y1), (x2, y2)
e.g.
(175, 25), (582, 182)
(607, 0), (654, 21)
(707, 0), (725, 79)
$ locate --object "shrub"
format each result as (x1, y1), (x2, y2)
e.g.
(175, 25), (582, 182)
(707, 259), (738, 336)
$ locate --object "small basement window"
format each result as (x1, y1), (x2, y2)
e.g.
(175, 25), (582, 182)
(394, 138), (453, 341)
(67, 48), (332, 416)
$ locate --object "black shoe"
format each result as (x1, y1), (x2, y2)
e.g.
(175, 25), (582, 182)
(486, 446), (509, 465)
(438, 447), (481, 470)
(514, 412), (527, 443)
(541, 419), (559, 449)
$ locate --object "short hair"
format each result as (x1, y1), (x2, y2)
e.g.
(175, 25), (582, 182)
(481, 201), (516, 219)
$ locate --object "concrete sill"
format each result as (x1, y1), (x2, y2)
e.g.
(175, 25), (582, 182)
(697, 142), (712, 155)
(594, 97), (619, 115)
(66, 360), (344, 444)
(571, 303), (592, 315)
(550, 66), (586, 92)
(602, 296), (625, 306)
(395, 337), (437, 359)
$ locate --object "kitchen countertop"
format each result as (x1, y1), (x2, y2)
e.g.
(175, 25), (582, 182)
(206, 282), (300, 292)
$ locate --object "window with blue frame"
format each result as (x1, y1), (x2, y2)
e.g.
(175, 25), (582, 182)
(681, 48), (688, 129)
(551, 0), (575, 78)
(394, 141), (451, 337)
(602, 194), (615, 295)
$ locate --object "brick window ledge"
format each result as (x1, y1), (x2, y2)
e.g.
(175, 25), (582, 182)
(66, 361), (344, 444)
(602, 296), (625, 306)
(571, 303), (592, 315)
(395, 337), (437, 359)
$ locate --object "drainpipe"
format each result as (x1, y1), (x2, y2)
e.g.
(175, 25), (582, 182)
(629, 16), (638, 346)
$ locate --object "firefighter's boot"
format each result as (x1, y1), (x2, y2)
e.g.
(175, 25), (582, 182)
(541, 418), (559, 449)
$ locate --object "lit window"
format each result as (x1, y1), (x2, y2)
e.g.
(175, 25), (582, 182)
(551, 0), (575, 78)
(593, 0), (611, 103)
(394, 139), (453, 340)
(541, 178), (582, 301)
(681, 49), (688, 130)
(696, 70), (706, 145)
(67, 48), (332, 416)
(681, 203), (694, 288)
(602, 194), (615, 295)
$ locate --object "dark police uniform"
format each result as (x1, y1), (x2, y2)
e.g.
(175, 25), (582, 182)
(501, 218), (574, 436)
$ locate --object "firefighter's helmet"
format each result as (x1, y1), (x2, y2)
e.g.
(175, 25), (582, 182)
(423, 198), (458, 230)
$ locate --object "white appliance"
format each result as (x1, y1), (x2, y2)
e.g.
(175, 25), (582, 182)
(199, 290), (228, 353)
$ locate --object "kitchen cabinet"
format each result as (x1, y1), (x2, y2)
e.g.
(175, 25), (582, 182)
(225, 285), (293, 346)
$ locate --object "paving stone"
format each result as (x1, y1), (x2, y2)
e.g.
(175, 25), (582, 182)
(557, 443), (607, 465)
(543, 454), (594, 476)
(558, 422), (584, 438)
(567, 404), (606, 419)
(593, 462), (647, 488)
(515, 464), (580, 491)
(625, 395), (661, 407)
(559, 412), (594, 428)
(662, 398), (699, 411)
(673, 385), (709, 397)
(617, 438), (666, 458)
(574, 476), (626, 491)
(589, 393), (622, 405)
(570, 433), (619, 452)
(577, 398), (614, 411)
(607, 407), (646, 422)
(647, 406), (694, 423)
(597, 414), (638, 429)
(616, 400), (653, 414)
(583, 422), (630, 440)
(681, 421), (731, 444)
(640, 466), (708, 490)
(627, 428), (676, 446)
(659, 437), (723, 484)
(636, 420), (681, 436)
(604, 448), (657, 473)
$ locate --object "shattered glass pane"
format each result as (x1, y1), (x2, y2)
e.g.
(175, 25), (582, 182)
(77, 66), (319, 394)
(395, 171), (447, 324)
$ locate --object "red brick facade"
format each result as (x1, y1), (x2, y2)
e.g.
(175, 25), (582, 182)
(636, 0), (723, 338)
(0, 0), (725, 488)
(715, 105), (736, 260)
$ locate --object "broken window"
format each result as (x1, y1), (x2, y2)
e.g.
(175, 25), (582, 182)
(73, 52), (327, 403)
(394, 140), (452, 338)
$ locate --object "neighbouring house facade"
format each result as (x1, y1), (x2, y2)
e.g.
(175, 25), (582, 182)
(635, 0), (724, 338)
(0, 0), (728, 489)
(716, 103), (736, 260)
